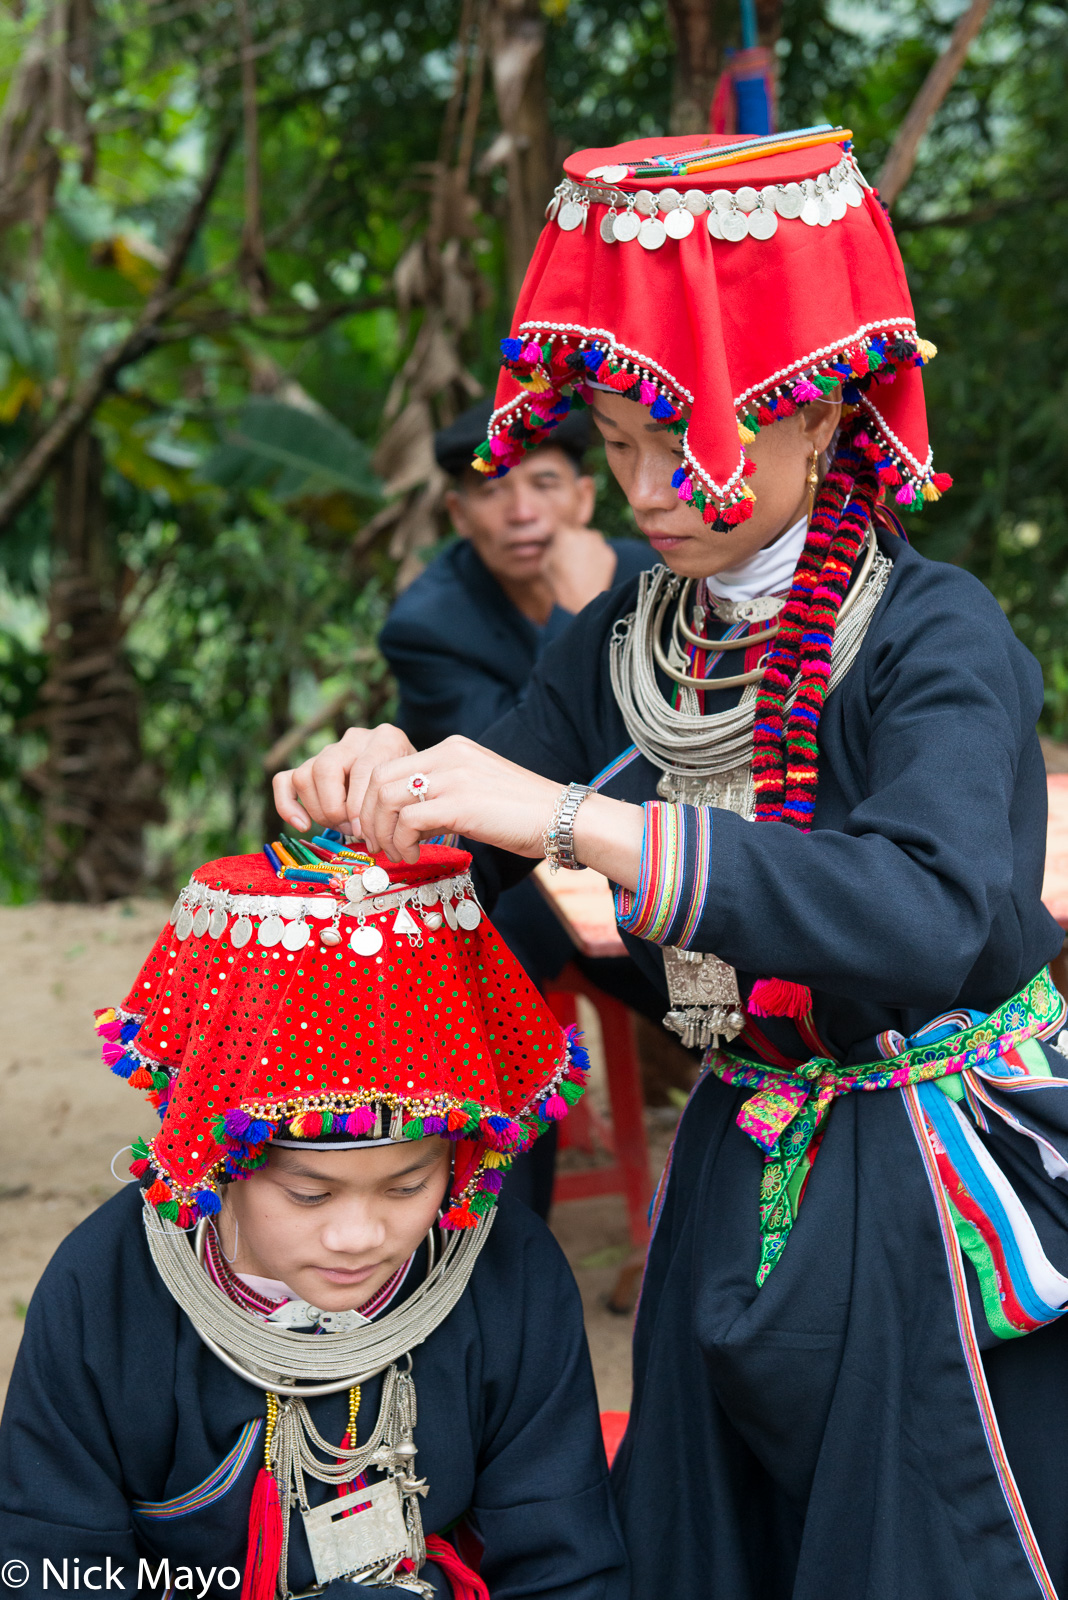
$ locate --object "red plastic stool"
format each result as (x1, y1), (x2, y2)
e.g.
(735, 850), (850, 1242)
(546, 963), (652, 1309)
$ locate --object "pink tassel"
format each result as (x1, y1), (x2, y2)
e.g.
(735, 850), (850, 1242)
(791, 380), (821, 403)
(424, 1534), (490, 1600)
(101, 1043), (124, 1065)
(677, 478), (694, 502)
(639, 379), (659, 405)
(349, 1104), (376, 1135)
(489, 436), (508, 457)
(747, 977), (813, 1019)
(96, 1019), (123, 1041)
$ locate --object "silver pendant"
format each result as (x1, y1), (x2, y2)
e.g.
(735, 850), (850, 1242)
(843, 180), (863, 208)
(557, 200), (584, 232)
(191, 906), (210, 938)
(174, 908), (194, 941)
(362, 866), (390, 895)
(747, 207), (778, 241)
(775, 182), (804, 219)
(600, 163), (628, 184)
(706, 209), (724, 240)
(231, 916), (253, 948)
(734, 185), (759, 214)
(800, 195), (821, 227)
(638, 217), (666, 251)
(345, 876), (366, 902)
(307, 897), (336, 919)
(599, 211), (618, 243)
(208, 905), (228, 939)
(417, 884), (439, 907)
(829, 187), (848, 222)
(634, 189), (657, 216)
(258, 913), (284, 947)
(320, 925), (342, 947)
(612, 210), (640, 242)
(350, 925), (384, 957)
(720, 211), (749, 242)
(455, 898), (481, 931)
(392, 905), (420, 939)
(422, 911), (443, 931)
(282, 918), (311, 952)
(302, 1476), (411, 1587)
(818, 196), (834, 227)
(168, 897), (182, 927)
(664, 207), (694, 240)
(683, 188), (708, 215)
(442, 897), (458, 931)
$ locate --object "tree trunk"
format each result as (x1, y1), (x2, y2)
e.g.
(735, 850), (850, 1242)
(488, 0), (555, 301)
(666, 0), (783, 136)
(28, 432), (163, 901)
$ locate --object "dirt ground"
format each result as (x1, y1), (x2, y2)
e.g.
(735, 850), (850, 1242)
(0, 900), (678, 1415)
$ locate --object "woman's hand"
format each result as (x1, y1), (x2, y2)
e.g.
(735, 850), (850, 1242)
(273, 725), (645, 888)
(273, 724), (416, 834)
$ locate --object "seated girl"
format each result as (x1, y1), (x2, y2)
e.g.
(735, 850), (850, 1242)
(0, 844), (626, 1600)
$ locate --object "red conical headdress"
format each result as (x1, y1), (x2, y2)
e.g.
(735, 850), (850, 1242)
(95, 846), (587, 1230)
(478, 128), (947, 523)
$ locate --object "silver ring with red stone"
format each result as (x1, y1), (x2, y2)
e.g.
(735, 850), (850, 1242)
(407, 772), (430, 802)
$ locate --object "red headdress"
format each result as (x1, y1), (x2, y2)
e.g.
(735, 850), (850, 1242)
(477, 129), (951, 835)
(94, 845), (587, 1230)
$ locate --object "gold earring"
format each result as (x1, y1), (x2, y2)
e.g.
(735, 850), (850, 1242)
(806, 446), (820, 522)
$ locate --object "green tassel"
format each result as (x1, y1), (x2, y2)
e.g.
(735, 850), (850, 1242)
(692, 489), (706, 512)
(743, 412), (759, 432)
(212, 1115), (227, 1141)
(867, 348), (883, 371)
(816, 375), (839, 396)
(474, 440), (492, 461)
(403, 1117), (424, 1140)
(151, 1070), (169, 1091)
(470, 1191), (494, 1216)
(320, 1110), (334, 1133)
(157, 1200), (180, 1222)
(132, 1136), (150, 1160)
(560, 1079), (584, 1106)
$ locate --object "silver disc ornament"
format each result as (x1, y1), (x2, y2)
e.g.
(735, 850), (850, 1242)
(455, 899), (482, 931)
(168, 897), (182, 927)
(282, 919), (311, 952)
(843, 179), (864, 208)
(600, 164), (629, 184)
(706, 209), (725, 240)
(720, 211), (749, 242)
(800, 195), (821, 227)
(208, 905), (229, 939)
(638, 217), (666, 251)
(258, 913), (284, 948)
(191, 906), (210, 938)
(612, 210), (641, 242)
(600, 211), (618, 243)
(557, 201), (584, 232)
(683, 189), (708, 215)
(231, 916), (253, 949)
(775, 183), (804, 220)
(747, 207), (778, 241)
(664, 207), (694, 240)
(350, 925), (384, 958)
(174, 907), (194, 942)
(362, 865), (390, 894)
(734, 186), (759, 214)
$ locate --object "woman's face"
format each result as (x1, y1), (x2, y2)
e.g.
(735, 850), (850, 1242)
(221, 1137), (451, 1311)
(589, 389), (841, 580)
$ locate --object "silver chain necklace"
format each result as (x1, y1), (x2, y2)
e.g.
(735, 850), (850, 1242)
(146, 1207), (490, 1596)
(609, 534), (893, 783)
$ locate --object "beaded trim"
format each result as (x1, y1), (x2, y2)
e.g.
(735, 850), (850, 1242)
(481, 321), (949, 522)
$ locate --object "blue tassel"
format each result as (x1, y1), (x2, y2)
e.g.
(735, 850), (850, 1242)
(111, 1052), (138, 1079)
(500, 337), (523, 360)
(245, 1119), (275, 1143)
(841, 383), (861, 404)
(550, 397), (571, 415)
(650, 395), (675, 420)
(583, 348), (605, 371)
(120, 1020), (141, 1042)
(670, 467), (686, 488)
(194, 1188), (221, 1216)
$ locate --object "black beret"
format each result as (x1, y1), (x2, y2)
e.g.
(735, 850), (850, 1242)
(434, 397), (592, 479)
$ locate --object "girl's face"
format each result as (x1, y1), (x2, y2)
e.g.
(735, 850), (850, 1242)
(221, 1137), (451, 1311)
(589, 389), (842, 580)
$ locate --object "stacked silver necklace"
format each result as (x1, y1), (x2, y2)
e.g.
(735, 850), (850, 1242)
(608, 532), (893, 1048)
(146, 1207), (491, 1597)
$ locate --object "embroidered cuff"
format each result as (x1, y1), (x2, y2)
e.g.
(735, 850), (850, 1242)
(613, 802), (712, 947)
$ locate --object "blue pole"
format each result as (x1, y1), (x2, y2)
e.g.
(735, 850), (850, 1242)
(739, 0), (758, 50)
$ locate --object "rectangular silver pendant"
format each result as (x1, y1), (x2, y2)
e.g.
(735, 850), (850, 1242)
(302, 1476), (410, 1586)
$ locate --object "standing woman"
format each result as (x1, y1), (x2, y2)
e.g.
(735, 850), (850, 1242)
(277, 131), (1068, 1599)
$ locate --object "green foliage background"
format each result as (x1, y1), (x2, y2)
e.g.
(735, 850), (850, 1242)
(0, 0), (1066, 900)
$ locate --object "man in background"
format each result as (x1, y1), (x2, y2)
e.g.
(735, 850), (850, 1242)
(379, 398), (657, 1215)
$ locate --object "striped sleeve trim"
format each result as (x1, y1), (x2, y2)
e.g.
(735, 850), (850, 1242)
(614, 803), (712, 947)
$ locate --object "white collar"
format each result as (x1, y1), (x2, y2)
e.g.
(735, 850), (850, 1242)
(704, 513), (808, 603)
